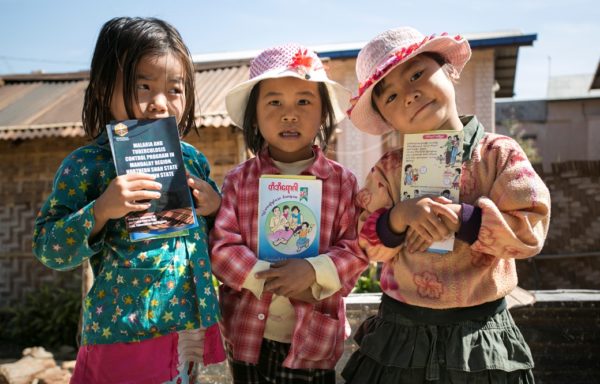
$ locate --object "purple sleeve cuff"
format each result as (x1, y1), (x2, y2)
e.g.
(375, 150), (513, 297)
(456, 203), (482, 245)
(376, 209), (406, 248)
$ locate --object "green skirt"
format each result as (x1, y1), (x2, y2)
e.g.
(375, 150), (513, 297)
(342, 294), (534, 384)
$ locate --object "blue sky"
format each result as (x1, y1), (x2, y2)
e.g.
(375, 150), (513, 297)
(1, 0), (598, 100)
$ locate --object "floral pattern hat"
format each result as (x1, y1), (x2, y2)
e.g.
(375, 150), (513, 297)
(349, 26), (472, 135)
(225, 44), (351, 128)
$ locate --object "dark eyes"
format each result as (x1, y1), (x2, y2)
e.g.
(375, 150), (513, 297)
(136, 83), (183, 95)
(385, 94), (397, 104)
(267, 99), (311, 106)
(410, 70), (424, 82)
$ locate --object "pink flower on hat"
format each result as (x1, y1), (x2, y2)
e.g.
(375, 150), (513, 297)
(289, 48), (314, 79)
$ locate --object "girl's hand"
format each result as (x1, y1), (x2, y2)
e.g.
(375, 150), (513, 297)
(187, 175), (221, 217)
(432, 198), (462, 234)
(405, 200), (462, 253)
(95, 173), (162, 222)
(255, 259), (316, 297)
(390, 196), (459, 245)
(406, 226), (433, 253)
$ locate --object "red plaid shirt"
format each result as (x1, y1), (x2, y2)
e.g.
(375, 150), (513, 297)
(209, 146), (367, 369)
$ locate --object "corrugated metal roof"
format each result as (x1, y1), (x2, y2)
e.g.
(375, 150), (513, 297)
(195, 64), (249, 127)
(0, 64), (250, 140)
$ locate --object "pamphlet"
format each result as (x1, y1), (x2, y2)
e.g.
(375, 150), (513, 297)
(400, 130), (464, 253)
(106, 117), (197, 241)
(257, 175), (322, 262)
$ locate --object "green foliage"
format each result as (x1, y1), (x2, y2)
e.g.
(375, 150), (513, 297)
(3, 283), (81, 349)
(353, 263), (381, 293)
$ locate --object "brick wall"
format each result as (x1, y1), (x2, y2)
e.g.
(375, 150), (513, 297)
(516, 161), (600, 290)
(184, 125), (245, 187)
(0, 138), (87, 305)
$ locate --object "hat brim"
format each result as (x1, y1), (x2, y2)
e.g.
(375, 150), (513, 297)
(225, 68), (351, 129)
(350, 35), (471, 135)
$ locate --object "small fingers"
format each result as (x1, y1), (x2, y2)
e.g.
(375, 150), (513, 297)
(128, 179), (163, 191)
(125, 201), (152, 211)
(425, 216), (450, 241)
(431, 203), (459, 224)
(124, 172), (157, 181)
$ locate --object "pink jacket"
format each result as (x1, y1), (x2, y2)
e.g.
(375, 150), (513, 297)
(358, 117), (550, 309)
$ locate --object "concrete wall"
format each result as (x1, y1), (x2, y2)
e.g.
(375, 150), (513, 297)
(496, 98), (600, 171)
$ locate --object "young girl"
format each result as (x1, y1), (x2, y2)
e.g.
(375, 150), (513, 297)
(32, 17), (224, 383)
(209, 44), (368, 383)
(342, 27), (551, 383)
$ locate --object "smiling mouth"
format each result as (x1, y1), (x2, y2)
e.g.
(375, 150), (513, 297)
(411, 100), (434, 121)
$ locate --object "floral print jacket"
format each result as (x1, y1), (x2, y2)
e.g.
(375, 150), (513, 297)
(357, 116), (551, 308)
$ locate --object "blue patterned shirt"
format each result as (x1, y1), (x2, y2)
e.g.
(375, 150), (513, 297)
(32, 133), (220, 345)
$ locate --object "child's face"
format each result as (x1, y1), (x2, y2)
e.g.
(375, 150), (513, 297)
(110, 52), (186, 123)
(256, 77), (322, 163)
(372, 55), (461, 134)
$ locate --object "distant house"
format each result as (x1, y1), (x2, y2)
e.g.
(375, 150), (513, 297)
(0, 31), (536, 305)
(496, 61), (600, 171)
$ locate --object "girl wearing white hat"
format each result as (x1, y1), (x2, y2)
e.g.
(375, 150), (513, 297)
(342, 27), (550, 383)
(210, 44), (368, 383)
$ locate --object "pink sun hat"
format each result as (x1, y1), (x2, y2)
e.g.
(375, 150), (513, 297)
(349, 26), (472, 135)
(225, 44), (351, 128)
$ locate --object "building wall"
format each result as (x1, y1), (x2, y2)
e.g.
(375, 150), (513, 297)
(455, 49), (496, 132)
(497, 98), (600, 171)
(325, 57), (383, 185)
(184, 125), (245, 187)
(516, 161), (600, 291)
(0, 137), (87, 305)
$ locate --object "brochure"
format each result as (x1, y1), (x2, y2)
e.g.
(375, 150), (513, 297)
(257, 175), (322, 262)
(106, 117), (197, 241)
(400, 130), (464, 253)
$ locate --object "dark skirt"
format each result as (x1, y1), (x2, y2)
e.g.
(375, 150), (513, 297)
(342, 294), (534, 383)
(227, 339), (336, 384)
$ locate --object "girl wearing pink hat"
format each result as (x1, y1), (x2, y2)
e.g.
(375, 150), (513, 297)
(210, 44), (368, 383)
(342, 27), (551, 383)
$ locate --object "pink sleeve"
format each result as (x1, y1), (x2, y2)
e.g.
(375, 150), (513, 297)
(472, 137), (551, 259)
(356, 158), (403, 262)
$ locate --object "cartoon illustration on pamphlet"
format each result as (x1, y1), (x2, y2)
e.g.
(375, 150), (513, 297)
(258, 176), (322, 262)
(400, 130), (464, 253)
